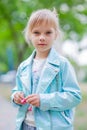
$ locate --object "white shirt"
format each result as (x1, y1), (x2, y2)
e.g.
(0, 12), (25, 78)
(24, 58), (46, 126)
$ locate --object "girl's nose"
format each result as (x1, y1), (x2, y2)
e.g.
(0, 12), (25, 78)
(39, 34), (45, 41)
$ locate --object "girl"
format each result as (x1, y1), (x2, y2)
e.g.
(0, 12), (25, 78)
(11, 9), (81, 130)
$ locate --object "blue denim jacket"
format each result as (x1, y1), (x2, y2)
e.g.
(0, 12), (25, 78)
(11, 47), (81, 130)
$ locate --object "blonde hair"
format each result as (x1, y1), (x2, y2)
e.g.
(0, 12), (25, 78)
(24, 8), (60, 44)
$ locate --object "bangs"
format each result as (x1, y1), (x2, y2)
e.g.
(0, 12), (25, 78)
(28, 10), (58, 32)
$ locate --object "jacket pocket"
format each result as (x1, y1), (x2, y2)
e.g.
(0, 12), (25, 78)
(61, 111), (72, 124)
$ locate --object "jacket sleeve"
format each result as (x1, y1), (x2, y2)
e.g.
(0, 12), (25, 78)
(39, 59), (82, 111)
(11, 66), (23, 107)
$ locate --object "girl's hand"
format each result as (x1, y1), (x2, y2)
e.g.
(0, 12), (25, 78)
(13, 92), (24, 105)
(25, 94), (40, 107)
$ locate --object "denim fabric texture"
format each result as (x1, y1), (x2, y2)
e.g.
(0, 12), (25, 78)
(22, 122), (36, 130)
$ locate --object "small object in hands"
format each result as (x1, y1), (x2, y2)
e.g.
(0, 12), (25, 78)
(28, 106), (32, 111)
(21, 98), (26, 104)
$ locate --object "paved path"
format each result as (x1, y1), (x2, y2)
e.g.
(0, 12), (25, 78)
(0, 96), (18, 130)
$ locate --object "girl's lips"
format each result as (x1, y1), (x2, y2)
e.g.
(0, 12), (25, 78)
(38, 43), (46, 45)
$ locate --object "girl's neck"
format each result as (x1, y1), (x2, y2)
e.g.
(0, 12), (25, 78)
(35, 50), (50, 60)
(35, 54), (47, 60)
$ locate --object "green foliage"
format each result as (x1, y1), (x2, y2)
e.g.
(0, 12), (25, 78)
(0, 0), (87, 71)
(0, 62), (8, 72)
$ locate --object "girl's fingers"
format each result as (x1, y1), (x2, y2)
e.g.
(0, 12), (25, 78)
(14, 92), (24, 104)
(14, 93), (40, 106)
(25, 94), (40, 107)
(19, 92), (24, 99)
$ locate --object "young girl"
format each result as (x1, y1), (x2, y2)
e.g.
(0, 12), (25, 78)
(11, 9), (81, 130)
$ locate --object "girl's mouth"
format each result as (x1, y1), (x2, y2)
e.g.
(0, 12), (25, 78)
(38, 43), (46, 46)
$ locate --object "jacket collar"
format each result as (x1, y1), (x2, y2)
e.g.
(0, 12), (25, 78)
(46, 47), (60, 66)
(24, 47), (60, 67)
(20, 47), (61, 94)
(36, 47), (60, 93)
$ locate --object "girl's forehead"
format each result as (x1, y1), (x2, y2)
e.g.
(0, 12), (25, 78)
(33, 23), (53, 29)
(32, 26), (54, 32)
(31, 23), (56, 34)
(31, 20), (56, 31)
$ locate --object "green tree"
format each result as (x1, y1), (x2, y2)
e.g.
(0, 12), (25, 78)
(0, 0), (87, 71)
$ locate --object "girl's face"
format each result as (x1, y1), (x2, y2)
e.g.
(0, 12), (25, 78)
(30, 23), (57, 58)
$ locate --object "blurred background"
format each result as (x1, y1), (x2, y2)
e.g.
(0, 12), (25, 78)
(0, 0), (87, 130)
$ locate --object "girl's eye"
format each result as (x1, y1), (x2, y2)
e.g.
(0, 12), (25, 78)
(33, 31), (40, 35)
(46, 31), (52, 35)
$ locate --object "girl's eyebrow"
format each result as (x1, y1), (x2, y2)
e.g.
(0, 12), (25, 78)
(46, 29), (52, 31)
(32, 27), (53, 32)
(33, 30), (39, 32)
(45, 29), (53, 33)
(32, 29), (39, 32)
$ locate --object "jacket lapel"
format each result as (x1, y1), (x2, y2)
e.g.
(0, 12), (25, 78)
(20, 65), (32, 94)
(20, 50), (36, 94)
(36, 63), (60, 93)
(36, 48), (60, 93)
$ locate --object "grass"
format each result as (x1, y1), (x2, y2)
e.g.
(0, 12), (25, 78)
(0, 82), (87, 130)
(74, 83), (87, 130)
